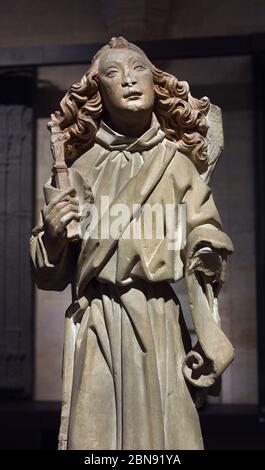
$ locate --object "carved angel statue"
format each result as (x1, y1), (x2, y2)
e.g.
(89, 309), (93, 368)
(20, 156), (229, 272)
(30, 37), (234, 450)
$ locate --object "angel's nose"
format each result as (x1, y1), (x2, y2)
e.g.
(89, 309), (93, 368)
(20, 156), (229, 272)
(122, 74), (137, 87)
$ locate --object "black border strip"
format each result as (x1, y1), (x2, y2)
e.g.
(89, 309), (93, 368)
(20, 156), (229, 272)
(253, 52), (265, 417)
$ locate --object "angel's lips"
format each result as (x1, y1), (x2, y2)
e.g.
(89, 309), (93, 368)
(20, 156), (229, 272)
(123, 91), (142, 100)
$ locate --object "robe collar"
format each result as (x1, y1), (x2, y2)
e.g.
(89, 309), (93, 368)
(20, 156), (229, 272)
(95, 113), (165, 153)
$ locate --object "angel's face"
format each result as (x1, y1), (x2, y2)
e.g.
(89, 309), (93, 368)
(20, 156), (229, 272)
(97, 48), (154, 119)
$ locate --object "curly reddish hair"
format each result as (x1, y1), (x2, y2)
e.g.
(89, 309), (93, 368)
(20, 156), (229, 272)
(54, 37), (210, 171)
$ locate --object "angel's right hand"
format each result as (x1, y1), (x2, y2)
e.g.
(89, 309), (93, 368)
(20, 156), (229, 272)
(42, 187), (80, 261)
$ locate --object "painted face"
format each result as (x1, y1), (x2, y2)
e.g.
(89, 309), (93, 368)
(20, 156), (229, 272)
(97, 48), (155, 118)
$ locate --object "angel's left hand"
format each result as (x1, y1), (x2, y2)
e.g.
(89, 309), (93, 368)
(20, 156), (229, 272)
(189, 247), (223, 281)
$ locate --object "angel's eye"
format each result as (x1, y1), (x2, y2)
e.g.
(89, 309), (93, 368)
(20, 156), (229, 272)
(134, 64), (146, 71)
(105, 69), (118, 78)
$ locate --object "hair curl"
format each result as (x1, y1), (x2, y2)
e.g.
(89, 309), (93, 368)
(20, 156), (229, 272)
(54, 37), (210, 171)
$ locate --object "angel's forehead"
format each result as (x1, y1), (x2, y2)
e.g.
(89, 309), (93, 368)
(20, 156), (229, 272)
(98, 48), (148, 70)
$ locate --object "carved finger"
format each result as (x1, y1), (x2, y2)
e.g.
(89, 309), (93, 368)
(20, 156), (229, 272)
(44, 187), (77, 215)
(59, 203), (80, 217)
(45, 200), (70, 221)
(189, 257), (201, 272)
(46, 200), (79, 223)
(50, 203), (80, 227)
(57, 211), (81, 232)
(68, 196), (79, 206)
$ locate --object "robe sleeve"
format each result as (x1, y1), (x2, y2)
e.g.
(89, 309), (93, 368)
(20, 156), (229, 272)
(30, 209), (74, 291)
(183, 160), (233, 267)
(29, 176), (79, 292)
(30, 167), (92, 292)
(181, 159), (234, 392)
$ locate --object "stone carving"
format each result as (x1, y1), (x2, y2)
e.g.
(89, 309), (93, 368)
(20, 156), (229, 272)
(30, 37), (234, 450)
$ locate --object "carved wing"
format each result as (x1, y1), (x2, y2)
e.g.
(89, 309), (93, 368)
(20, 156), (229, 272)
(201, 103), (224, 184)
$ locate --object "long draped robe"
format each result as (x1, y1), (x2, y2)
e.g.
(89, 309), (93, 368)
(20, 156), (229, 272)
(30, 115), (234, 450)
